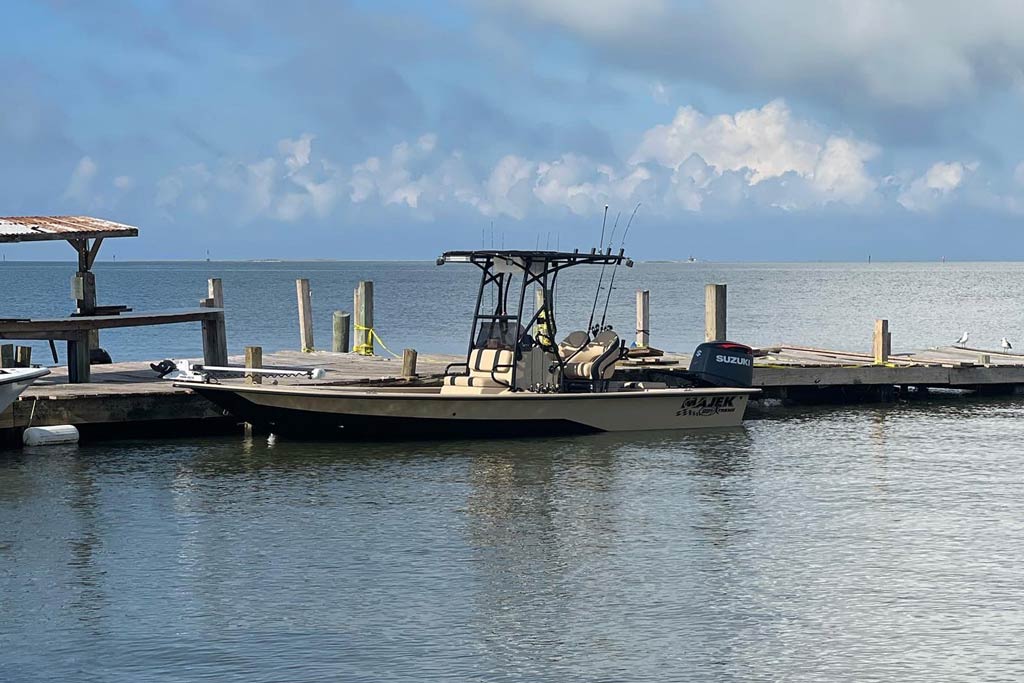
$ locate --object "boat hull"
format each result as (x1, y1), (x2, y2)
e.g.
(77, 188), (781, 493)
(0, 368), (50, 415)
(184, 384), (756, 441)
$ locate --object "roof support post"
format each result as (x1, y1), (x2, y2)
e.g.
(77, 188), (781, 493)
(68, 238), (98, 316)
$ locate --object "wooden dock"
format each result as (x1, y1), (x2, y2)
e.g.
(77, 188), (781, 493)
(622, 344), (1024, 401)
(4, 343), (1024, 444)
(0, 351), (457, 442)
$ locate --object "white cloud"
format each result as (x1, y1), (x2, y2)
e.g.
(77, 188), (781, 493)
(63, 156), (98, 202)
(503, 0), (666, 40)
(489, 0), (1024, 110)
(632, 100), (878, 205)
(897, 160), (978, 211)
(484, 155), (535, 219)
(1014, 162), (1024, 187)
(152, 103), (1007, 226)
(342, 100), (883, 219)
(156, 133), (344, 222)
(650, 81), (669, 105)
(349, 134), (445, 210)
(113, 175), (135, 190)
(279, 133), (313, 175)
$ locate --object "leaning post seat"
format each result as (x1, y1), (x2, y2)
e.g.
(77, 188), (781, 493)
(443, 348), (515, 392)
(560, 330), (626, 381)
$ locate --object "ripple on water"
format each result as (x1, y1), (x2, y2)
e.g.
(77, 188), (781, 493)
(2, 399), (1024, 681)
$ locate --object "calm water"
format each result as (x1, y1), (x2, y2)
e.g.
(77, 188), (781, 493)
(3, 403), (1024, 681)
(3, 262), (1024, 680)
(3, 260), (1024, 361)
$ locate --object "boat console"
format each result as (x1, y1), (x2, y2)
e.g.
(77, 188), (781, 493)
(438, 249), (634, 396)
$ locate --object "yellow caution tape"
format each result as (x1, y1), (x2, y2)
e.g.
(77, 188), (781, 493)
(354, 323), (400, 358)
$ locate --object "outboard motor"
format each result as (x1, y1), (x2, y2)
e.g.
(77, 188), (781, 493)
(688, 341), (754, 387)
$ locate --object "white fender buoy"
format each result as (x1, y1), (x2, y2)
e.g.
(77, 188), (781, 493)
(23, 425), (80, 446)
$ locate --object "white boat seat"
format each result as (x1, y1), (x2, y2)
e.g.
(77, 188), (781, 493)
(445, 375), (504, 388)
(558, 330), (589, 359)
(447, 348), (515, 386)
(561, 330), (625, 381)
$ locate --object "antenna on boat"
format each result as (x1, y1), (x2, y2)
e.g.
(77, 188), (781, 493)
(587, 206), (611, 334)
(598, 203), (641, 331)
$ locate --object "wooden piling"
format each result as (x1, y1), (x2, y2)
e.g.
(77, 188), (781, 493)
(0, 344), (12, 368)
(245, 346), (263, 384)
(208, 278), (224, 308)
(354, 281), (374, 355)
(402, 348), (418, 378)
(14, 346), (31, 368)
(333, 311), (351, 353)
(68, 333), (91, 383)
(296, 278), (314, 352)
(704, 284), (727, 342)
(873, 319), (889, 364)
(200, 279), (228, 367)
(635, 289), (650, 348)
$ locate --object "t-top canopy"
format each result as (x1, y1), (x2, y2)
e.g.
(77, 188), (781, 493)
(0, 216), (139, 244)
(438, 249), (632, 268)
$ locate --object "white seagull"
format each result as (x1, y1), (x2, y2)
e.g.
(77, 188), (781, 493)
(1002, 337), (1013, 352)
(954, 331), (969, 348)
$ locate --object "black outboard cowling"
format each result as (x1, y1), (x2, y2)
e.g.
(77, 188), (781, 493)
(688, 341), (754, 387)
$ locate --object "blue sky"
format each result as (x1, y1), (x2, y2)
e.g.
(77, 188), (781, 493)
(4, 0), (1024, 261)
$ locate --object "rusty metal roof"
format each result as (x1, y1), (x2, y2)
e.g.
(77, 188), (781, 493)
(0, 216), (139, 243)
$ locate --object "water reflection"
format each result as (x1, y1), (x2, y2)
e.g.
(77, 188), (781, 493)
(4, 402), (1024, 681)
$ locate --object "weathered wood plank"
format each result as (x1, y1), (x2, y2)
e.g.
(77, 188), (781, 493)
(296, 279), (314, 352)
(354, 281), (374, 355)
(704, 284), (726, 342)
(333, 311), (351, 353)
(636, 289), (650, 349)
(873, 319), (889, 364)
(0, 308), (222, 339)
(245, 346), (263, 385)
(402, 348), (418, 378)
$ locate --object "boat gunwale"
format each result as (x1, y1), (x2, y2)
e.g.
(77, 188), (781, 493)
(0, 367), (51, 384)
(176, 382), (760, 401)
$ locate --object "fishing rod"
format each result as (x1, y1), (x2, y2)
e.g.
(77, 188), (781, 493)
(598, 203), (641, 331)
(587, 206), (611, 334)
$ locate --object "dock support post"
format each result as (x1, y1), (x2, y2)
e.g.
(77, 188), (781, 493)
(0, 344), (12, 368)
(67, 333), (91, 383)
(635, 289), (650, 348)
(333, 311), (351, 353)
(402, 348), (418, 379)
(354, 281), (374, 356)
(14, 346), (31, 368)
(200, 281), (228, 367)
(704, 284), (727, 342)
(245, 345), (263, 384)
(873, 319), (889, 365)
(296, 278), (314, 352)
(206, 278), (228, 365)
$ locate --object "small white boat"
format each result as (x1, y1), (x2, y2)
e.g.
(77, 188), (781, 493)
(0, 367), (50, 414)
(178, 249), (758, 440)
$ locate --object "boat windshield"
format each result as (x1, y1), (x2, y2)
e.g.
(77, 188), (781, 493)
(474, 320), (527, 351)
